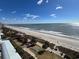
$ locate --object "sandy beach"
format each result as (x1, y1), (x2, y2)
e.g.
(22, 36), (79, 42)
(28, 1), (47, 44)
(5, 25), (79, 52)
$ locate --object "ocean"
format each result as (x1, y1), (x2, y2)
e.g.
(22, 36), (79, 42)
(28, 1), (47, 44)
(9, 23), (79, 38)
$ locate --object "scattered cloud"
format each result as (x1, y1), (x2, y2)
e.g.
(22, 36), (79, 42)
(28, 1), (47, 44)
(37, 0), (48, 5)
(50, 14), (56, 17)
(37, 0), (43, 5)
(46, 0), (48, 3)
(23, 17), (28, 20)
(56, 6), (63, 10)
(0, 9), (3, 11)
(11, 11), (16, 14)
(24, 13), (39, 19)
(31, 15), (39, 19)
(2, 17), (6, 20)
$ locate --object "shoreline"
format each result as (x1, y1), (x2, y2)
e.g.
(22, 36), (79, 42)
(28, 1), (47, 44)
(5, 25), (79, 52)
(15, 26), (79, 41)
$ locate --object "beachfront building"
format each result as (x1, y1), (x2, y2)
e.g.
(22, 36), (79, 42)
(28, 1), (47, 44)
(1, 40), (22, 59)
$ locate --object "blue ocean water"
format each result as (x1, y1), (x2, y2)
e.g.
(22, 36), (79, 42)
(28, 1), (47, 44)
(10, 23), (79, 38)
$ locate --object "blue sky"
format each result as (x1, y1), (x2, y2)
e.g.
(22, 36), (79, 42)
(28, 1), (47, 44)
(0, 0), (79, 24)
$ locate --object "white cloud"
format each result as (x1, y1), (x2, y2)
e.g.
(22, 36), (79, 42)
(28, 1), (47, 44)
(50, 14), (56, 17)
(23, 17), (27, 20)
(2, 17), (6, 20)
(31, 15), (39, 19)
(24, 13), (39, 19)
(56, 6), (63, 10)
(26, 14), (31, 17)
(37, 0), (43, 5)
(0, 9), (3, 11)
(46, 0), (48, 3)
(11, 11), (16, 14)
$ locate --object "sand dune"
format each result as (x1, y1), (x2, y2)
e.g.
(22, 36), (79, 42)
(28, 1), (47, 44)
(5, 25), (79, 52)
